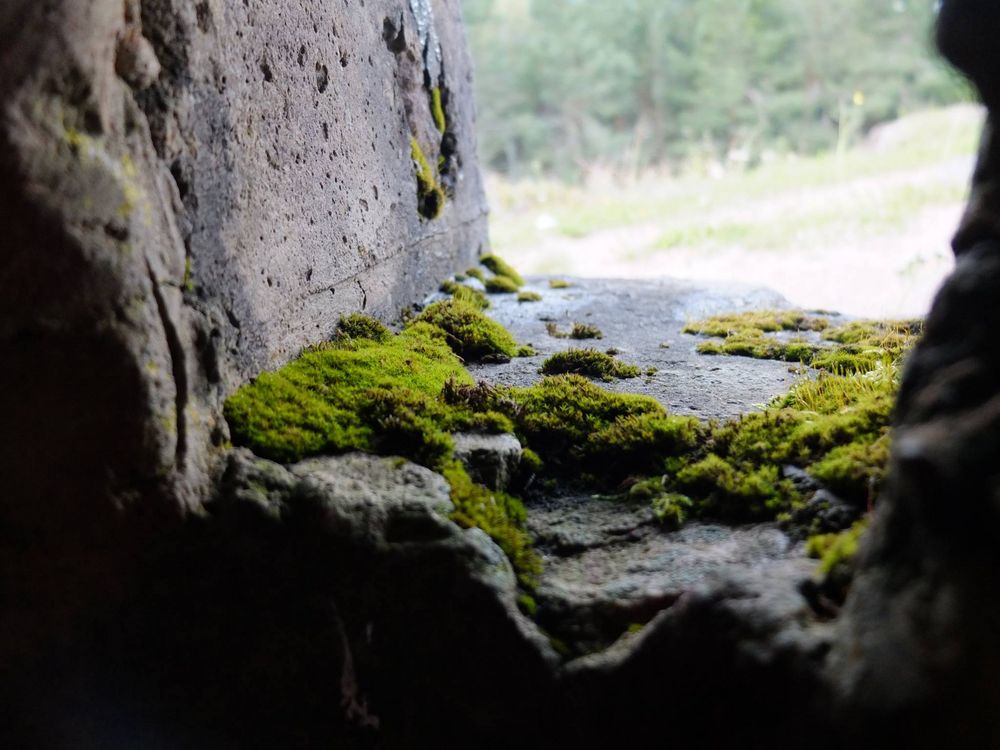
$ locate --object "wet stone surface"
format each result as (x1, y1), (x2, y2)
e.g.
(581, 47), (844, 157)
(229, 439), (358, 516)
(466, 276), (816, 420)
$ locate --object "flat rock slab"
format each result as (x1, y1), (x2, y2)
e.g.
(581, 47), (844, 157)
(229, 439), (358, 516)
(526, 491), (813, 653)
(467, 276), (810, 421)
(464, 277), (825, 653)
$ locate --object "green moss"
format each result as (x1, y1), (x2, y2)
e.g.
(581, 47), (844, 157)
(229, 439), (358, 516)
(806, 519), (869, 576)
(685, 310), (922, 375)
(485, 275), (520, 294)
(675, 455), (794, 522)
(540, 349), (640, 381)
(546, 322), (604, 340)
(651, 493), (695, 529)
(436, 283), (494, 311)
(521, 447), (543, 474)
(430, 86), (447, 134)
(480, 254), (525, 286)
(517, 345), (537, 357)
(504, 375), (700, 480)
(224, 328), (469, 465)
(517, 593), (538, 617)
(183, 257), (194, 292)
(518, 291), (543, 303)
(808, 435), (890, 505)
(443, 461), (540, 588)
(549, 279), (572, 289)
(465, 267), (486, 283)
(412, 299), (519, 361)
(411, 136), (445, 220)
(336, 313), (391, 343)
(684, 310), (829, 337)
(696, 335), (819, 364)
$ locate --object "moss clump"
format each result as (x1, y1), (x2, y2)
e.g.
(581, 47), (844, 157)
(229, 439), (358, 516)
(480, 254), (525, 286)
(224, 321), (541, 585)
(807, 519), (869, 577)
(696, 335), (819, 364)
(549, 279), (571, 289)
(651, 493), (695, 529)
(685, 310), (922, 375)
(430, 86), (447, 134)
(684, 310), (829, 337)
(518, 291), (542, 303)
(808, 435), (890, 506)
(541, 349), (640, 381)
(485, 276), (520, 294)
(546, 322), (604, 340)
(438, 282), (491, 310)
(505, 375), (702, 479)
(666, 362), (897, 523)
(465, 267), (486, 283)
(443, 461), (540, 587)
(411, 136), (445, 220)
(224, 326), (470, 465)
(336, 313), (391, 343)
(517, 345), (537, 357)
(412, 299), (519, 362)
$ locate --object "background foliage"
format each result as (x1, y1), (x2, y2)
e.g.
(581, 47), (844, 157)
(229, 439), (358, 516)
(462, 0), (970, 179)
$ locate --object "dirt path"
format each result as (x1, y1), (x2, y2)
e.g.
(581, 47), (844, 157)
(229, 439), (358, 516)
(500, 157), (972, 319)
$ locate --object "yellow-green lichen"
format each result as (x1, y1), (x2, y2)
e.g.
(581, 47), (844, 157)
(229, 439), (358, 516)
(430, 86), (447, 134)
(410, 136), (445, 220)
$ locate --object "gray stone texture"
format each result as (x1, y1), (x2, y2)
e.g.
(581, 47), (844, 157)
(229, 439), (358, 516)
(0, 0), (486, 661)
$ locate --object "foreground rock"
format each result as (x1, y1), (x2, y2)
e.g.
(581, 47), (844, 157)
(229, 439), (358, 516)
(0, 0), (486, 670)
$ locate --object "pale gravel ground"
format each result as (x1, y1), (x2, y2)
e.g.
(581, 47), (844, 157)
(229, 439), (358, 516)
(496, 158), (972, 319)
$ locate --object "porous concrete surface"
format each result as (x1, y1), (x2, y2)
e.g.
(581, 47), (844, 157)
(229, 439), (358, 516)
(467, 276), (815, 420)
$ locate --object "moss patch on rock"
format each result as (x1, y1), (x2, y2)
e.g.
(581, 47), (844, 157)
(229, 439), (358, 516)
(546, 322), (604, 340)
(541, 349), (640, 381)
(518, 291), (542, 303)
(484, 275), (521, 294)
(413, 299), (519, 362)
(686, 310), (922, 374)
(411, 136), (446, 220)
(480, 254), (525, 286)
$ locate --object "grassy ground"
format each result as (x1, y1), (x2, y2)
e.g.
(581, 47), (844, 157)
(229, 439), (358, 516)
(485, 105), (983, 318)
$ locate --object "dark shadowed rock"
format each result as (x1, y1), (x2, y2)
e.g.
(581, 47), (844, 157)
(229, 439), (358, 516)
(0, 0), (486, 667)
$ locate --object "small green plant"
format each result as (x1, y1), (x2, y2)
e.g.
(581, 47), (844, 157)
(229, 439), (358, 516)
(540, 349), (640, 381)
(549, 279), (571, 289)
(518, 291), (543, 303)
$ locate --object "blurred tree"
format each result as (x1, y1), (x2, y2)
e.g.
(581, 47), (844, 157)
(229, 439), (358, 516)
(463, 0), (969, 178)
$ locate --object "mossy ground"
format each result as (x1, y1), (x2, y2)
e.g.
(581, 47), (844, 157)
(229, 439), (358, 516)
(686, 311), (922, 373)
(225, 298), (918, 595)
